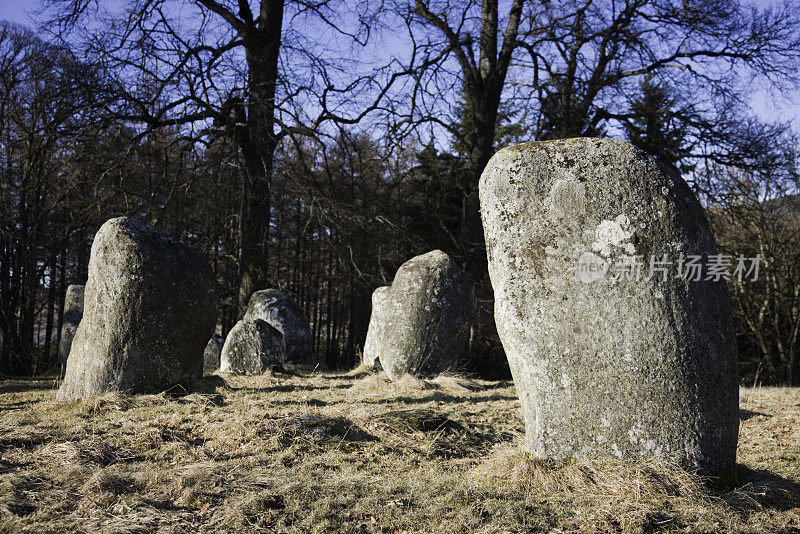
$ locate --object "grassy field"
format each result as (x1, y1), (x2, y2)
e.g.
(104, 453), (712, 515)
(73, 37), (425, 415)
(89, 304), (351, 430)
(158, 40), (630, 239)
(0, 368), (798, 533)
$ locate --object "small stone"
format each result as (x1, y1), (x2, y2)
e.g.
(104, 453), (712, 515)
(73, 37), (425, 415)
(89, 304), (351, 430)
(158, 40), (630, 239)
(369, 250), (476, 381)
(362, 286), (391, 368)
(220, 319), (285, 374)
(203, 333), (224, 374)
(244, 289), (313, 364)
(58, 284), (85, 372)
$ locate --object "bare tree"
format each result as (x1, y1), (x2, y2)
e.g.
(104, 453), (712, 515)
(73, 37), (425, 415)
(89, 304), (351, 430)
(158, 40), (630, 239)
(392, 0), (800, 275)
(44, 0), (400, 313)
(0, 22), (100, 373)
(702, 129), (800, 385)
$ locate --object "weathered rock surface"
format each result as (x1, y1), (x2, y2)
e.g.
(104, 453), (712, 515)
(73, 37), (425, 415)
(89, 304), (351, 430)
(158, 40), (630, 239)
(58, 284), (85, 372)
(220, 319), (286, 374)
(479, 138), (738, 478)
(203, 333), (224, 374)
(372, 250), (476, 381)
(244, 289), (313, 364)
(57, 218), (218, 400)
(362, 286), (391, 368)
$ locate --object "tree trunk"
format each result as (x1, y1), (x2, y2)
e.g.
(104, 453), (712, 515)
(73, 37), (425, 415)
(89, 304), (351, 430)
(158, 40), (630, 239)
(236, 0), (285, 314)
(55, 250), (67, 352)
(44, 254), (57, 370)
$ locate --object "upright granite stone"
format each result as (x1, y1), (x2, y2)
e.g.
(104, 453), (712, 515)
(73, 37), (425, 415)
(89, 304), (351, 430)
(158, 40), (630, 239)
(244, 289), (313, 364)
(220, 319), (286, 374)
(362, 286), (391, 368)
(56, 218), (218, 400)
(374, 250), (476, 381)
(479, 138), (738, 479)
(203, 333), (224, 374)
(58, 284), (85, 372)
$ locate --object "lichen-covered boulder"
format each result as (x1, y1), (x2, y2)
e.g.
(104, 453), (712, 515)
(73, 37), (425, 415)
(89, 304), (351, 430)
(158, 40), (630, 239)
(203, 333), (224, 374)
(479, 138), (738, 479)
(244, 289), (313, 364)
(58, 284), (85, 372)
(220, 319), (286, 374)
(374, 250), (476, 381)
(56, 218), (218, 400)
(362, 286), (391, 368)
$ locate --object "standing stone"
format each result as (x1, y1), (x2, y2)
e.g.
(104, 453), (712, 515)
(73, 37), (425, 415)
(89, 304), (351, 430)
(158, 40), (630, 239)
(56, 218), (218, 401)
(362, 286), (391, 368)
(244, 289), (313, 364)
(203, 333), (224, 374)
(220, 319), (286, 374)
(373, 250), (476, 381)
(58, 284), (85, 372)
(479, 138), (738, 479)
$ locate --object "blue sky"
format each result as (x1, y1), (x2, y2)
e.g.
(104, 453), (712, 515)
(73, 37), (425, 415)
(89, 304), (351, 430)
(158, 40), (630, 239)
(1, 0), (797, 130)
(1, 0), (31, 25)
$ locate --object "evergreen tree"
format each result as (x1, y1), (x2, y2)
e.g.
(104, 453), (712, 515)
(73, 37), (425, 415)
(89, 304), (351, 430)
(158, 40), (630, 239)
(625, 76), (692, 173)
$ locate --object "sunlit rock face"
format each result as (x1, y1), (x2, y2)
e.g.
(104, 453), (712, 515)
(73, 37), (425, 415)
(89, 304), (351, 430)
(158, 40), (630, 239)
(479, 138), (738, 480)
(373, 250), (476, 381)
(220, 319), (285, 375)
(362, 286), (391, 368)
(58, 284), (85, 373)
(244, 289), (313, 364)
(57, 218), (218, 401)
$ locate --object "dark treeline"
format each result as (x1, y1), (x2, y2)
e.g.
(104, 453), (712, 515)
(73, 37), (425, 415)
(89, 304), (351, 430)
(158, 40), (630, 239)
(0, 23), (455, 375)
(3, 0), (800, 384)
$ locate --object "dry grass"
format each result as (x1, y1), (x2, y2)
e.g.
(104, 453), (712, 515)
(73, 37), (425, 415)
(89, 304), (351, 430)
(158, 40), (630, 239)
(347, 372), (486, 398)
(0, 371), (798, 533)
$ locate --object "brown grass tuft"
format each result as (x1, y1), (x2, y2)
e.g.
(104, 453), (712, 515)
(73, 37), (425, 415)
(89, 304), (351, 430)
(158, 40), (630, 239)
(372, 408), (464, 433)
(471, 446), (725, 530)
(81, 469), (141, 496)
(348, 372), (484, 399)
(34, 439), (126, 467)
(78, 392), (137, 414)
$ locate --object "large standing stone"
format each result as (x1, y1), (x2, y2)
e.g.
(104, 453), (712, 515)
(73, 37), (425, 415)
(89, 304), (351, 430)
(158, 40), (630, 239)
(58, 284), (85, 372)
(479, 138), (738, 478)
(244, 289), (313, 364)
(362, 286), (391, 368)
(56, 218), (218, 400)
(373, 250), (476, 381)
(220, 319), (286, 374)
(203, 333), (224, 374)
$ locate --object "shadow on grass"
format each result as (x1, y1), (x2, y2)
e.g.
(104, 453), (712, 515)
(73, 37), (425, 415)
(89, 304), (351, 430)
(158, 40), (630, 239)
(0, 435), (45, 452)
(726, 465), (800, 512)
(740, 409), (771, 421)
(0, 457), (31, 474)
(269, 398), (329, 407)
(278, 414), (378, 443)
(486, 380), (515, 389)
(0, 375), (57, 395)
(320, 370), (372, 381)
(228, 383), (351, 394)
(358, 392), (518, 406)
(0, 399), (40, 411)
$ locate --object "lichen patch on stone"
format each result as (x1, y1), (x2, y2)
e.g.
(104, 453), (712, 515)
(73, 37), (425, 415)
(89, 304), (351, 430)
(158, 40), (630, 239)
(591, 214), (636, 256)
